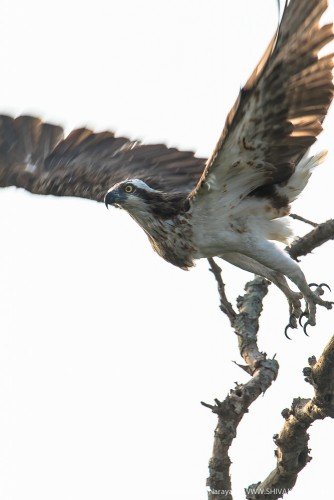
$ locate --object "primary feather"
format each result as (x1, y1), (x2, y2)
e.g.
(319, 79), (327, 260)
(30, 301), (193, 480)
(0, 115), (205, 200)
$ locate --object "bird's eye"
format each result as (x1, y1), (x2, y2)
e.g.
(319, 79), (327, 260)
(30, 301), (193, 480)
(125, 185), (134, 193)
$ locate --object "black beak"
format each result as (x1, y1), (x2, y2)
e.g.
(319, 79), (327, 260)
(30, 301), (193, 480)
(104, 191), (116, 210)
(104, 189), (125, 209)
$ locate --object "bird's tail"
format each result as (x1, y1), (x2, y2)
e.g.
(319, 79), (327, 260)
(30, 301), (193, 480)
(276, 151), (327, 203)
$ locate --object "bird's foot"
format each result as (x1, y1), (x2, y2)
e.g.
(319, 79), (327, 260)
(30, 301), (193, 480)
(284, 292), (303, 339)
(300, 283), (333, 336)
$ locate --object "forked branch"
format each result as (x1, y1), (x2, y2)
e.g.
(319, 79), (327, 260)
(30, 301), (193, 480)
(246, 336), (334, 500)
(205, 218), (334, 499)
(204, 276), (278, 500)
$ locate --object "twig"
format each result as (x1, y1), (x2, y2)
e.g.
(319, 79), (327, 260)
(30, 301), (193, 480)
(246, 336), (334, 500)
(289, 213), (318, 227)
(208, 258), (237, 324)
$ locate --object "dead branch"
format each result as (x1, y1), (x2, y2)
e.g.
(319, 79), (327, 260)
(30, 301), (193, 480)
(206, 218), (334, 499)
(246, 335), (334, 500)
(208, 258), (237, 324)
(289, 213), (318, 227)
(204, 276), (279, 500)
(287, 219), (334, 261)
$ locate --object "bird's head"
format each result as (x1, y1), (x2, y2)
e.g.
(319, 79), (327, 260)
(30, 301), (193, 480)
(104, 178), (190, 220)
(104, 179), (161, 213)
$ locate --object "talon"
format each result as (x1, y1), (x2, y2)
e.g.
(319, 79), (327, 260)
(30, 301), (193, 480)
(318, 283), (331, 292)
(303, 320), (311, 336)
(308, 283), (318, 289)
(289, 314), (297, 329)
(284, 315), (297, 339)
(299, 311), (308, 327)
(284, 324), (293, 340)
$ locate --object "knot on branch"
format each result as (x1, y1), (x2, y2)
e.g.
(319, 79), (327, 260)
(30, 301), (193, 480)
(281, 408), (291, 420)
(291, 397), (310, 418)
(308, 355), (317, 366)
(303, 366), (316, 386)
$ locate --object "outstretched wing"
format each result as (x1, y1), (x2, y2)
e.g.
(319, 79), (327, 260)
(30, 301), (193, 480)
(191, 0), (334, 208)
(0, 115), (205, 202)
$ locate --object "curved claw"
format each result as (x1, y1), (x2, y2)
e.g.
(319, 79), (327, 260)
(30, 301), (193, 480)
(284, 324), (293, 340)
(303, 320), (311, 336)
(284, 314), (297, 340)
(318, 283), (331, 292)
(309, 282), (332, 293)
(299, 311), (308, 327)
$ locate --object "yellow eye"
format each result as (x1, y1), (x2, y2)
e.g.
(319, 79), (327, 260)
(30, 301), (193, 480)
(125, 185), (133, 193)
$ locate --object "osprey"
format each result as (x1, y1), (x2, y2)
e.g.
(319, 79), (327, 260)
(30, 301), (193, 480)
(0, 0), (333, 332)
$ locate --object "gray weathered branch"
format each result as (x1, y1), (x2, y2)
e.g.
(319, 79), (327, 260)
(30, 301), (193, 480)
(206, 217), (334, 499)
(204, 275), (279, 500)
(246, 335), (334, 500)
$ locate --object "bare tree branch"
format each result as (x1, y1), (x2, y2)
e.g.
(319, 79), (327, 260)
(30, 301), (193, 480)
(203, 276), (279, 500)
(246, 335), (334, 500)
(206, 217), (334, 499)
(287, 219), (334, 261)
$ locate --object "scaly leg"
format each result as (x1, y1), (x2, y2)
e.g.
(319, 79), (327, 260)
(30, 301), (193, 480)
(236, 238), (333, 330)
(220, 251), (303, 335)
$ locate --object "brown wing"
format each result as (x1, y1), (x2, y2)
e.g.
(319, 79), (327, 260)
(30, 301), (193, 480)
(191, 0), (334, 204)
(0, 115), (205, 202)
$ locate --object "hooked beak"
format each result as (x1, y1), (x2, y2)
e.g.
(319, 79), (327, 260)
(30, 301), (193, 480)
(105, 191), (116, 209)
(104, 189), (124, 209)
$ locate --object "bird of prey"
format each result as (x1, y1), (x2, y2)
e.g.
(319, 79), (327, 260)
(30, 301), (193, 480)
(0, 0), (333, 334)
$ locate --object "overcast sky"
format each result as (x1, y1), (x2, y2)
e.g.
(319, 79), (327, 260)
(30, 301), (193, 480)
(0, 1), (334, 499)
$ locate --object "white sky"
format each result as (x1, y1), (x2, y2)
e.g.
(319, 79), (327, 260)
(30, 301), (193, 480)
(0, 1), (333, 499)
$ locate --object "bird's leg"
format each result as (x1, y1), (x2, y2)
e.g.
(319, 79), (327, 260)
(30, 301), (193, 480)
(219, 252), (303, 336)
(273, 273), (303, 339)
(239, 239), (333, 331)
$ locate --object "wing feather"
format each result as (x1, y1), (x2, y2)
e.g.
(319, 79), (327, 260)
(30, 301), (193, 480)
(0, 115), (205, 201)
(191, 0), (334, 208)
